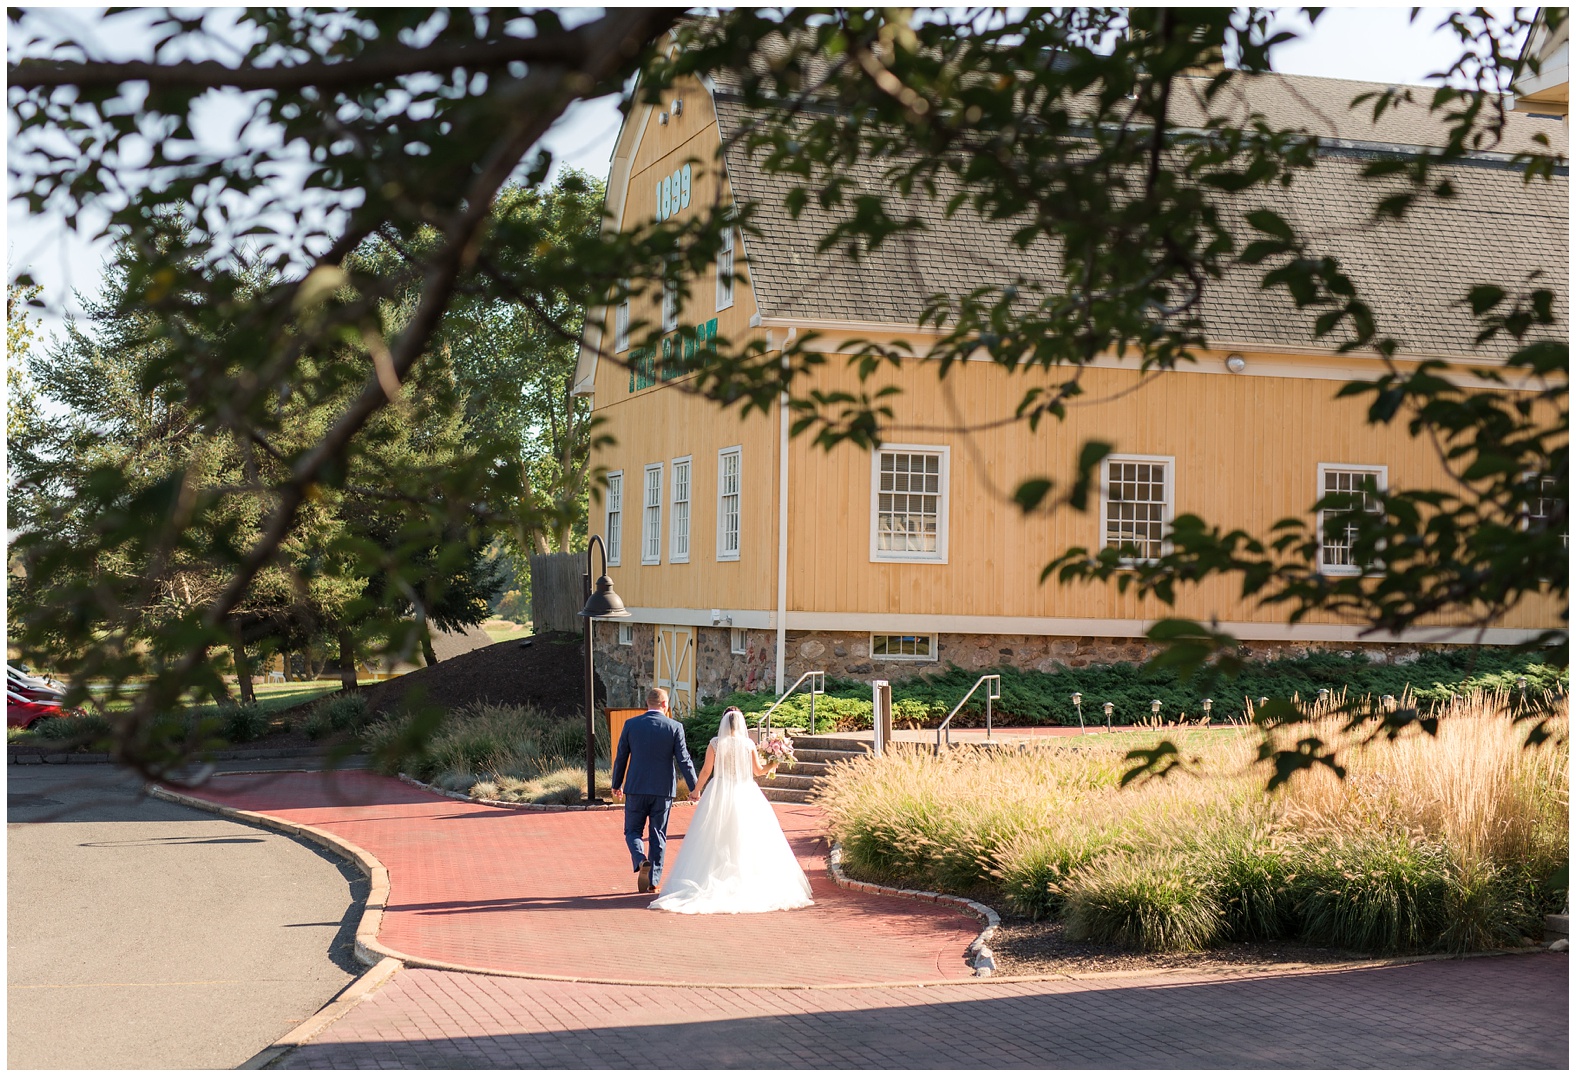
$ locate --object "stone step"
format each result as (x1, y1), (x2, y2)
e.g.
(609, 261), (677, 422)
(791, 748), (867, 766)
(761, 787), (815, 804)
(787, 736), (872, 754)
(758, 773), (819, 791)
(774, 760), (834, 777)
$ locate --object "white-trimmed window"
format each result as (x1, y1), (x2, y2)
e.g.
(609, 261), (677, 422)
(871, 445), (949, 563)
(617, 622), (635, 646)
(670, 456), (692, 563)
(613, 282), (630, 353)
(717, 446), (741, 561)
(661, 275), (678, 333)
(1100, 455), (1174, 563)
(871, 633), (936, 661)
(1524, 474), (1568, 548)
(1317, 464), (1386, 575)
(642, 463), (663, 565)
(730, 627), (747, 655)
(605, 470), (623, 566)
(716, 228), (736, 311)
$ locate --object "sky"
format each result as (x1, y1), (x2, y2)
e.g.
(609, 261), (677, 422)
(6, 7), (1523, 342)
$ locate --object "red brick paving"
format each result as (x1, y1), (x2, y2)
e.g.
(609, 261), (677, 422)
(277, 954), (1568, 1069)
(192, 770), (981, 986)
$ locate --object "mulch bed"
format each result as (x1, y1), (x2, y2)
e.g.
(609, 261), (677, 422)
(359, 631), (595, 717)
(990, 916), (1384, 976)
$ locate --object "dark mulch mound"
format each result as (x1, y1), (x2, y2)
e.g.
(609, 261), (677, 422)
(360, 631), (598, 717)
(990, 916), (1375, 976)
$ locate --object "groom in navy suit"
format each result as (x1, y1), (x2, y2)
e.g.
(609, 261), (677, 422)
(611, 687), (699, 893)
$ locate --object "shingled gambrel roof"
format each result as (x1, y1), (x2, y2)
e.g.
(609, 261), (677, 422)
(714, 72), (1568, 360)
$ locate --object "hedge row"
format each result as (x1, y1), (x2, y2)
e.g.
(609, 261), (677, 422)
(680, 649), (1565, 754)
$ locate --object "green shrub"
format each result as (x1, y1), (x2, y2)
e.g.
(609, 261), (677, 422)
(1208, 826), (1296, 942)
(304, 694), (369, 740)
(1064, 851), (1227, 952)
(688, 650), (1566, 750)
(31, 711), (113, 746)
(218, 702), (269, 744)
(1291, 834), (1454, 954)
(994, 823), (1114, 920)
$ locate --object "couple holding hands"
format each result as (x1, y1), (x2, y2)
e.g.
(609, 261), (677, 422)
(611, 688), (813, 915)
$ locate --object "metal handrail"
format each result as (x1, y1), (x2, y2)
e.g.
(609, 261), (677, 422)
(757, 670), (825, 739)
(935, 674), (1003, 754)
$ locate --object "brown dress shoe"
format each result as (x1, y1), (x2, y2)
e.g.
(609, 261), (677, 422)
(637, 860), (654, 893)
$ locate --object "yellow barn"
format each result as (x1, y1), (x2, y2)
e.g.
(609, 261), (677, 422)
(573, 66), (1568, 714)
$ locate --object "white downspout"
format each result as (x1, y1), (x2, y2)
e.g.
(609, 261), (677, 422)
(774, 328), (795, 694)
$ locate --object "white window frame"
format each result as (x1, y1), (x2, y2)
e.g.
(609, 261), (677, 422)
(870, 444), (950, 564)
(1099, 453), (1175, 565)
(613, 282), (630, 353)
(716, 228), (736, 312)
(1316, 463), (1387, 577)
(641, 463), (663, 566)
(1521, 472), (1568, 545)
(604, 470), (623, 566)
(716, 445), (742, 562)
(730, 627), (747, 655)
(661, 274), (678, 333)
(617, 622), (635, 646)
(669, 455), (692, 564)
(870, 633), (938, 662)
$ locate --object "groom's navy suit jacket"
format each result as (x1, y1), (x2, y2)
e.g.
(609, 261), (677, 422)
(611, 709), (699, 799)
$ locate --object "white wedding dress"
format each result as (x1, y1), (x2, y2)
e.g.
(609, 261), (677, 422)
(650, 715), (814, 915)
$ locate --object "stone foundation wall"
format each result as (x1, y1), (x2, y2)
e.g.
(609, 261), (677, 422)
(594, 623), (1450, 706)
(592, 622), (777, 710)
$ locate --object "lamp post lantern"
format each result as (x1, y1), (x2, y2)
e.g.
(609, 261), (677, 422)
(1071, 692), (1085, 733)
(576, 534), (629, 805)
(1202, 698), (1213, 723)
(1150, 699), (1162, 726)
(1102, 701), (1114, 732)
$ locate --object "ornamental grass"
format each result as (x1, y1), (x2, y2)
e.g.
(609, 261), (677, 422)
(817, 692), (1567, 954)
(365, 701), (612, 802)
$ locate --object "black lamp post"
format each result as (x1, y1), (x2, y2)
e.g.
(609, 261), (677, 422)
(577, 534), (629, 804)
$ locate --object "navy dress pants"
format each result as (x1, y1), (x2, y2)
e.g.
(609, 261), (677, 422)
(623, 793), (674, 886)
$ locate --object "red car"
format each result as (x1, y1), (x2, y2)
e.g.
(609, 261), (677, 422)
(7, 690), (65, 729)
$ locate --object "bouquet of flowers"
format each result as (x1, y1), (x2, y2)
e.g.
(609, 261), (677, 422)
(759, 731), (797, 774)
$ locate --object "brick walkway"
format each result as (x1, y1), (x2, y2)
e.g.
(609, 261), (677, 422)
(191, 771), (981, 986)
(277, 954), (1567, 1069)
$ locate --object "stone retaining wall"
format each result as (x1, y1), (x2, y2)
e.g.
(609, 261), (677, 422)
(592, 623), (1448, 709)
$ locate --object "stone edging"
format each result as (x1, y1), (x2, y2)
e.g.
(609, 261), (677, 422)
(8, 745), (331, 766)
(239, 956), (403, 1070)
(826, 842), (1000, 977)
(397, 773), (625, 811)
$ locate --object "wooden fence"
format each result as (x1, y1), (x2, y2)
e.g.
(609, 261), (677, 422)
(529, 551), (586, 636)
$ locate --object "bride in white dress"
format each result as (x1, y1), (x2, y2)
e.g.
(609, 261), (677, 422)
(650, 707), (814, 914)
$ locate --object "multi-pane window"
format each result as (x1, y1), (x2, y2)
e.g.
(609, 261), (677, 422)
(1526, 475), (1568, 548)
(872, 446), (948, 562)
(670, 457), (691, 563)
(661, 275), (678, 333)
(730, 627), (747, 655)
(1102, 456), (1172, 562)
(717, 447), (741, 561)
(617, 622), (634, 646)
(1318, 465), (1385, 574)
(613, 282), (630, 353)
(871, 633), (936, 660)
(605, 471), (623, 565)
(716, 228), (735, 311)
(642, 463), (663, 565)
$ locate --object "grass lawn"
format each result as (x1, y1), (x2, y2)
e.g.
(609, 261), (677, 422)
(482, 620), (533, 644)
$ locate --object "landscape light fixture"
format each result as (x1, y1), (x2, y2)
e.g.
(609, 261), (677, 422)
(1102, 701), (1114, 732)
(1317, 687), (1330, 705)
(1382, 694), (1396, 709)
(1202, 698), (1213, 723)
(1150, 699), (1162, 726)
(1071, 692), (1085, 733)
(1517, 676), (1528, 704)
(577, 534), (630, 804)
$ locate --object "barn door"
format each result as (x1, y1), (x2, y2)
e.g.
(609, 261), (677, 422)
(654, 626), (695, 718)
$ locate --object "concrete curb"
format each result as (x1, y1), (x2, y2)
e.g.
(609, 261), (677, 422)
(238, 956), (403, 1070)
(150, 778), (1551, 999)
(826, 842), (1000, 976)
(9, 746), (354, 766)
